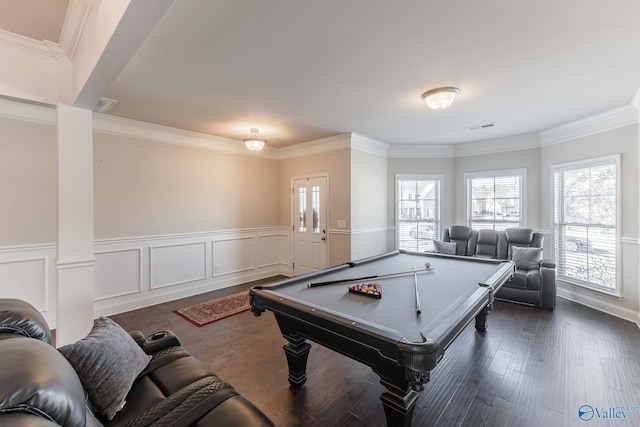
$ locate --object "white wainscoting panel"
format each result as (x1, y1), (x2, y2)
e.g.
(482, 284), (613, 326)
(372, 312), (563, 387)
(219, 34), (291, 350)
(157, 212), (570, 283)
(3, 228), (638, 329)
(350, 227), (389, 261)
(150, 241), (207, 289)
(0, 257), (48, 312)
(95, 248), (142, 300)
(258, 233), (289, 268)
(212, 237), (254, 276)
(1, 227), (292, 327)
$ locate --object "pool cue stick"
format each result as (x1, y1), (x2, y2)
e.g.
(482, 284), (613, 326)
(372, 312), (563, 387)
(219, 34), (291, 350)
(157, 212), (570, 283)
(414, 267), (421, 315)
(307, 274), (377, 287)
(307, 262), (433, 288)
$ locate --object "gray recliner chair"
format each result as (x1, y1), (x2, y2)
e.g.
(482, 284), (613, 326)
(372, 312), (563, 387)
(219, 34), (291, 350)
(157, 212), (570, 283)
(474, 229), (500, 258)
(441, 225), (478, 256)
(496, 228), (556, 311)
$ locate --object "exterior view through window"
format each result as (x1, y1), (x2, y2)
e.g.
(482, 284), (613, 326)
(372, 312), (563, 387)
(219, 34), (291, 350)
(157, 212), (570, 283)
(397, 176), (441, 252)
(467, 171), (523, 230)
(553, 156), (618, 292)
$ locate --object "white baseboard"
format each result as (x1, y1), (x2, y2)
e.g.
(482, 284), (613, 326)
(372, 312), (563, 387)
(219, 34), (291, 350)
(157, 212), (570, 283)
(557, 287), (638, 325)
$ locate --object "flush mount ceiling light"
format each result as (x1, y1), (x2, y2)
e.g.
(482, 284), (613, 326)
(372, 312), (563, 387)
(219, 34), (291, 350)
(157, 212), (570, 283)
(243, 128), (267, 151)
(421, 87), (460, 110)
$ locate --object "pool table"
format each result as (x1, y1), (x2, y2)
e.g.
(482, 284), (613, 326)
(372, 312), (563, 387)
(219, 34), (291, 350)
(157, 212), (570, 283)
(249, 250), (515, 427)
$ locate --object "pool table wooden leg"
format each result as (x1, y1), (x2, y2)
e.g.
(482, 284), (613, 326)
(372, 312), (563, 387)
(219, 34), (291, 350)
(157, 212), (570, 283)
(275, 314), (312, 387)
(376, 365), (422, 426)
(282, 332), (312, 387)
(381, 393), (418, 426)
(475, 306), (490, 331)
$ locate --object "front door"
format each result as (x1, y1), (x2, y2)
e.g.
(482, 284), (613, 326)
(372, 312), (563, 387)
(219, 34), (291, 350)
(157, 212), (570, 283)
(292, 176), (328, 275)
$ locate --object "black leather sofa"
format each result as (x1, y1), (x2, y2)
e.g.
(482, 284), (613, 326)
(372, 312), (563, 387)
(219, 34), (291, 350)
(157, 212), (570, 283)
(0, 298), (275, 427)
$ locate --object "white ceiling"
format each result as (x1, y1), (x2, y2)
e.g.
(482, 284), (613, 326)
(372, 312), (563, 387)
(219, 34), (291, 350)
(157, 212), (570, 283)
(3, 0), (640, 148)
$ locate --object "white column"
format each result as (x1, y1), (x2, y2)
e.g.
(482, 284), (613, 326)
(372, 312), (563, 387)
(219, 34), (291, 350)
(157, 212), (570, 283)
(56, 103), (95, 346)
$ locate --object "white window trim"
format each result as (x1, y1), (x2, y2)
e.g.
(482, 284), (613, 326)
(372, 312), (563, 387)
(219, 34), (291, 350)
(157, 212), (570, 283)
(395, 174), (443, 251)
(464, 168), (527, 228)
(551, 154), (621, 296)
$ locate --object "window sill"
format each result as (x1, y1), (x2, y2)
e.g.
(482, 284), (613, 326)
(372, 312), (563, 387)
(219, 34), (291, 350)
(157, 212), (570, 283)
(558, 278), (621, 299)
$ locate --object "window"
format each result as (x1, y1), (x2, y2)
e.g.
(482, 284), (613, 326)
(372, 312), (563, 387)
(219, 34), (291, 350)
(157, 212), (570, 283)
(553, 156), (619, 293)
(396, 175), (441, 252)
(466, 170), (524, 230)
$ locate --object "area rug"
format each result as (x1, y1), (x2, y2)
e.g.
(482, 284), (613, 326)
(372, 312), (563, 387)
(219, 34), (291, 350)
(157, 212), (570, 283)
(174, 291), (250, 327)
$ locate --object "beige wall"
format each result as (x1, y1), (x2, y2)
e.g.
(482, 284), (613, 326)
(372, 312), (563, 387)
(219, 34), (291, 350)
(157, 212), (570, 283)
(351, 148), (387, 229)
(350, 148), (388, 259)
(0, 117), (57, 246)
(279, 146), (351, 266)
(1, 116), (633, 246)
(94, 132), (280, 239)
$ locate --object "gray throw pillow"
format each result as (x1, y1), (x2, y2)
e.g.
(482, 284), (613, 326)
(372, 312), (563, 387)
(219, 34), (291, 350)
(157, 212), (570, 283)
(58, 317), (151, 420)
(433, 240), (457, 255)
(511, 246), (543, 270)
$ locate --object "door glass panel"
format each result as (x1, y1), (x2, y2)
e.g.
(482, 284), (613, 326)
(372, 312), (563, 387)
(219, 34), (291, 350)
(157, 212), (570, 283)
(299, 187), (307, 232)
(312, 185), (320, 233)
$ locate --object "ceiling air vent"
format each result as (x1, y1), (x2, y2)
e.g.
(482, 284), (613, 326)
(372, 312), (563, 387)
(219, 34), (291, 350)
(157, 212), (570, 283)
(466, 123), (495, 131)
(93, 97), (117, 113)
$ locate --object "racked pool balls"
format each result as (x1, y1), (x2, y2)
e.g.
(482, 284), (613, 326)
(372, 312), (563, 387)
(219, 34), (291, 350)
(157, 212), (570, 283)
(348, 282), (382, 299)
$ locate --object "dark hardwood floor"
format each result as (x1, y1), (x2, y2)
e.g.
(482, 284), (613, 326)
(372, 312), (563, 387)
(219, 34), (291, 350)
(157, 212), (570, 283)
(110, 279), (640, 427)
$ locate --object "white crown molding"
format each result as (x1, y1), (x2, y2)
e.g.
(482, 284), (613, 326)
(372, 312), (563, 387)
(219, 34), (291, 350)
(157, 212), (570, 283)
(278, 133), (352, 160)
(0, 98), (325, 159)
(0, 29), (63, 60)
(0, 0), (96, 62)
(59, 0), (97, 61)
(0, 97), (56, 124)
(388, 144), (454, 159)
(43, 41), (70, 61)
(2, 94), (637, 162)
(540, 103), (640, 146)
(350, 133), (389, 157)
(387, 135), (540, 159)
(93, 113), (280, 158)
(454, 133), (541, 157)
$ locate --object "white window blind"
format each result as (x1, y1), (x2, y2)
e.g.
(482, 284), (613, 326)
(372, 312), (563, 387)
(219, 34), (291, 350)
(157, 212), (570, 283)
(396, 176), (441, 252)
(467, 171), (523, 230)
(553, 157), (618, 292)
